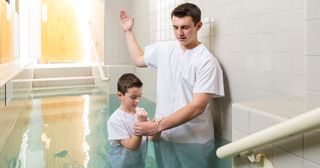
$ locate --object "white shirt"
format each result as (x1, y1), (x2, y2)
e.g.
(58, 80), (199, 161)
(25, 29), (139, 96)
(107, 108), (147, 146)
(144, 41), (224, 143)
(107, 108), (147, 167)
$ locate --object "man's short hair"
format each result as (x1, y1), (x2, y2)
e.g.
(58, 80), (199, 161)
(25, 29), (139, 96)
(171, 3), (201, 25)
(117, 73), (143, 94)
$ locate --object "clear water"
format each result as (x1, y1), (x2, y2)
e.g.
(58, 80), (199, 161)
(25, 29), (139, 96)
(0, 91), (231, 168)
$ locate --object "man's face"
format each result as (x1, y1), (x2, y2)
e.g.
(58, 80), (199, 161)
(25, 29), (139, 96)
(172, 16), (201, 48)
(118, 87), (142, 112)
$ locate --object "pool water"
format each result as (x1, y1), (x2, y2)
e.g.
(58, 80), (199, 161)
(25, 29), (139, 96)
(0, 93), (231, 168)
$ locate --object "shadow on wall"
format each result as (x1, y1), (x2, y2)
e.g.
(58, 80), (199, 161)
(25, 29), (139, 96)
(209, 22), (232, 140)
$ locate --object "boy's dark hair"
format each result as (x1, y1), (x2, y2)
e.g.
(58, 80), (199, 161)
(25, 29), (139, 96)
(171, 3), (201, 26)
(117, 73), (143, 95)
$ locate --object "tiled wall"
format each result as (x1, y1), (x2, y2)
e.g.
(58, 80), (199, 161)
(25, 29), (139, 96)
(306, 0), (320, 111)
(199, 0), (306, 140)
(105, 65), (135, 94)
(232, 103), (320, 168)
(104, 0), (131, 65)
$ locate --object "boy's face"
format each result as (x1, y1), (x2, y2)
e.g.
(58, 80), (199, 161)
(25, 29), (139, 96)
(172, 16), (201, 48)
(118, 87), (142, 112)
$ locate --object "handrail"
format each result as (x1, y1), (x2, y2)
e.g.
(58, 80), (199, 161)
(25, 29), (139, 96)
(88, 21), (108, 81)
(216, 107), (320, 158)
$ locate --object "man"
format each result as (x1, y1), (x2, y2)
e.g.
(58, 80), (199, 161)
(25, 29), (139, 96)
(119, 3), (224, 167)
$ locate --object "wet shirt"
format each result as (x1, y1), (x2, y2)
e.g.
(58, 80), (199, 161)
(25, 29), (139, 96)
(107, 108), (147, 168)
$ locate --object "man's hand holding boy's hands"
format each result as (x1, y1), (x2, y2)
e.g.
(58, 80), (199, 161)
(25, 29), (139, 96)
(136, 108), (148, 122)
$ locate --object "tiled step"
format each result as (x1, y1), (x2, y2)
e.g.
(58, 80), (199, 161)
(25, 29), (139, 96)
(32, 65), (92, 78)
(32, 76), (94, 88)
(32, 85), (101, 98)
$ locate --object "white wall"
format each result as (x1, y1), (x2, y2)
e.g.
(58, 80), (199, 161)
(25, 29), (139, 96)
(306, 0), (320, 111)
(199, 0), (306, 140)
(104, 0), (131, 65)
(28, 0), (41, 62)
(232, 103), (320, 168)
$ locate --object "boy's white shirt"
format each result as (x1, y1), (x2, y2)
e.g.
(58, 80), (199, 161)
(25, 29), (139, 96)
(107, 108), (147, 146)
(144, 41), (224, 144)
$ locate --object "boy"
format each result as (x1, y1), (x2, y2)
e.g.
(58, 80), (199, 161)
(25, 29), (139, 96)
(107, 73), (148, 168)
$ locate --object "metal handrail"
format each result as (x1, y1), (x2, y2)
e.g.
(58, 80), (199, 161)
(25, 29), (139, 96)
(216, 107), (320, 158)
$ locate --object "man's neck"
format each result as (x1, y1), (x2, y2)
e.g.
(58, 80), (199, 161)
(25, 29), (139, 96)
(180, 40), (201, 51)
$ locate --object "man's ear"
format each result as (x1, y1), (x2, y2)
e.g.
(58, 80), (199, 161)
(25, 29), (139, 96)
(196, 21), (202, 31)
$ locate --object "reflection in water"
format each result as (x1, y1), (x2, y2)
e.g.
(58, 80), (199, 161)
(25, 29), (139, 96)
(17, 99), (45, 168)
(0, 95), (230, 167)
(82, 95), (90, 168)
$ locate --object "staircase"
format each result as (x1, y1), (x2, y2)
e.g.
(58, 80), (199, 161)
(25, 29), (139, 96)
(30, 64), (99, 98)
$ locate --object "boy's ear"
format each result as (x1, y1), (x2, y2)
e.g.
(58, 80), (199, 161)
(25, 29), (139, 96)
(117, 92), (123, 98)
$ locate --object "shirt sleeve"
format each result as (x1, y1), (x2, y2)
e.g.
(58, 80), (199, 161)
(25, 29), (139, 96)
(194, 58), (224, 98)
(144, 43), (159, 69)
(107, 118), (131, 143)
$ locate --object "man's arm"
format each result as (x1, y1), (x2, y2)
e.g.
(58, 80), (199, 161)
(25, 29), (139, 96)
(134, 93), (212, 135)
(119, 10), (146, 67)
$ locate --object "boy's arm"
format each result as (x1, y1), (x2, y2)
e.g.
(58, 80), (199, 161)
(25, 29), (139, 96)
(119, 10), (146, 67)
(119, 136), (143, 150)
(119, 108), (148, 150)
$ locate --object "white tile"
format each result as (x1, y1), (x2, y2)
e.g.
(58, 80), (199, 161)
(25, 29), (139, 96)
(304, 129), (320, 165)
(274, 74), (293, 95)
(271, 0), (293, 12)
(307, 20), (320, 55)
(274, 148), (304, 168)
(292, 54), (305, 76)
(306, 91), (320, 111)
(293, 9), (305, 31)
(242, 70), (259, 88)
(243, 53), (257, 70)
(230, 36), (242, 52)
(243, 16), (258, 34)
(228, 68), (244, 86)
(232, 19), (244, 35)
(273, 54), (292, 74)
(243, 35), (257, 52)
(273, 32), (294, 53)
(304, 160), (320, 168)
(232, 104), (250, 133)
(257, 52), (273, 71)
(307, 0), (320, 20)
(307, 56), (320, 91)
(232, 156), (251, 168)
(258, 14), (274, 33)
(275, 11), (294, 32)
(292, 31), (305, 53)
(249, 108), (282, 133)
(256, 71), (274, 92)
(273, 134), (304, 157)
(232, 128), (249, 141)
(292, 75), (305, 97)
